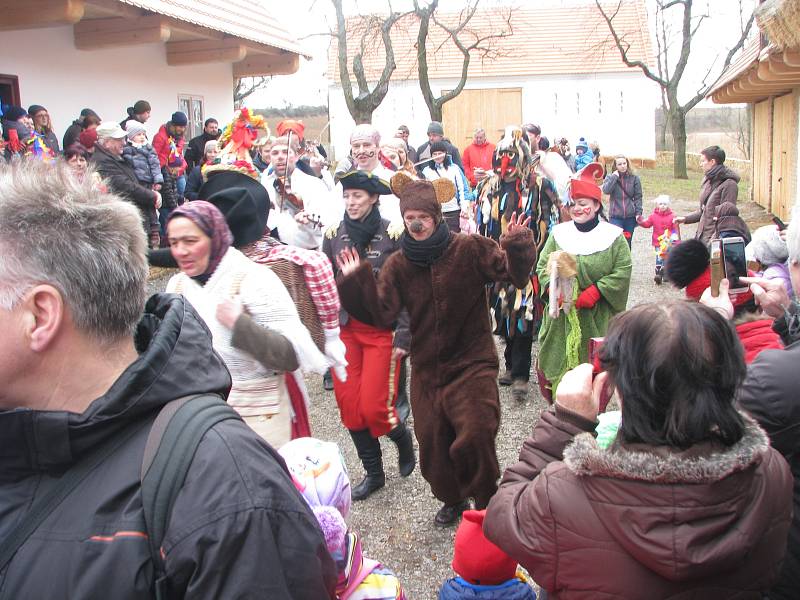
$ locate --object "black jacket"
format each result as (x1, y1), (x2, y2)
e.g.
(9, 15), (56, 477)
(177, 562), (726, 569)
(63, 120), (83, 149)
(739, 332), (800, 600)
(184, 165), (203, 201)
(0, 294), (337, 599)
(184, 132), (220, 171)
(92, 144), (156, 228)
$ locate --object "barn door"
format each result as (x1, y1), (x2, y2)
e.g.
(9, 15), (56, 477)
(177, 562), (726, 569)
(771, 92), (797, 220)
(752, 99), (771, 211)
(442, 88), (522, 153)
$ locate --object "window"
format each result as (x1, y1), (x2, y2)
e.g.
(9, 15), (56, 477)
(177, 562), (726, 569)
(554, 92), (558, 116)
(619, 90), (624, 112)
(598, 91), (602, 114)
(178, 94), (204, 139)
(576, 92), (580, 115)
(0, 74), (21, 113)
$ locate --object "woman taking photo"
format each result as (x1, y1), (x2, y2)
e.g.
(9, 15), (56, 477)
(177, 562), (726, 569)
(165, 201), (326, 447)
(536, 164), (632, 399)
(323, 171), (415, 501)
(602, 154), (643, 248)
(485, 301), (792, 598)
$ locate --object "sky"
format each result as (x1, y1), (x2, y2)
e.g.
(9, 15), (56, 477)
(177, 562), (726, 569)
(244, 0), (757, 111)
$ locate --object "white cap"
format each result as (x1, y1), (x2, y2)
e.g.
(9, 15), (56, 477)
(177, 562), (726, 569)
(96, 121), (127, 139)
(653, 194), (671, 205)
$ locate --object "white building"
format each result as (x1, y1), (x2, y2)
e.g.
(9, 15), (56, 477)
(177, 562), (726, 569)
(1, 0), (304, 143)
(328, 1), (658, 163)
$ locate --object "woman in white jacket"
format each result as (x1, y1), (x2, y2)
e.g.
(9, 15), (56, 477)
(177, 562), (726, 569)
(421, 140), (474, 232)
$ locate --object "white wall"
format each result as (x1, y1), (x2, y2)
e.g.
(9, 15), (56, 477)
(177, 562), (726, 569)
(0, 26), (234, 144)
(329, 71), (658, 162)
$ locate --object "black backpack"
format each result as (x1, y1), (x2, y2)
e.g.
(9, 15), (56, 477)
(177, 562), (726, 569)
(0, 394), (240, 600)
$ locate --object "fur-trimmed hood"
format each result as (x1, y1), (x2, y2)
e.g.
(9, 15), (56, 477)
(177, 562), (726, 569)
(562, 414), (783, 582)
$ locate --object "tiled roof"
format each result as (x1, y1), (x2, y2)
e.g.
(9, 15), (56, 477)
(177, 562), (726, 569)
(118, 0), (304, 54)
(329, 1), (653, 82)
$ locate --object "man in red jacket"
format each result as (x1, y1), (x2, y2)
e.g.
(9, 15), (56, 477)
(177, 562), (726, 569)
(152, 111), (188, 236)
(462, 128), (495, 188)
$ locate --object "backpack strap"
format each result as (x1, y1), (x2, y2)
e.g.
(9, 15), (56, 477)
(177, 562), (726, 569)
(0, 419), (149, 573)
(139, 394), (241, 599)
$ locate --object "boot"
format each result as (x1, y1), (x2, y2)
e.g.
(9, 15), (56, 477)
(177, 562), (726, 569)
(387, 423), (416, 477)
(498, 369), (513, 386)
(511, 379), (528, 403)
(348, 429), (385, 501)
(654, 265), (663, 285)
(434, 499), (470, 527)
(322, 369), (334, 391)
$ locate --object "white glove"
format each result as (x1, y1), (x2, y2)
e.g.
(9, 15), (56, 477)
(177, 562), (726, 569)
(324, 327), (348, 382)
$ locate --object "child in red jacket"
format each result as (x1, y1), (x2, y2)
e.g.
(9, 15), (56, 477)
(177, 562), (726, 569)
(638, 195), (680, 284)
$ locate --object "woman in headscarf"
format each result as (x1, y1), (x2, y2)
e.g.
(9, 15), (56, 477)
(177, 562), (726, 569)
(323, 171), (414, 501)
(165, 200), (327, 447)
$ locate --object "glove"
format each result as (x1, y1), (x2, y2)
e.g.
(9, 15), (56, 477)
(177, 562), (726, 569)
(324, 326), (348, 382)
(575, 284), (601, 310)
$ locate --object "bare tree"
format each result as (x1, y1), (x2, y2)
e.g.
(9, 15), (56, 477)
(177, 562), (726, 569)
(413, 0), (513, 122)
(234, 77), (272, 108)
(332, 0), (406, 124)
(596, 0), (755, 179)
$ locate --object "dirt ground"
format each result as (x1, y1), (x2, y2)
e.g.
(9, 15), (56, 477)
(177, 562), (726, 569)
(146, 188), (772, 598)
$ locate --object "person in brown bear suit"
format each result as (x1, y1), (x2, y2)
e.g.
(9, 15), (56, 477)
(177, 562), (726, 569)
(336, 173), (536, 526)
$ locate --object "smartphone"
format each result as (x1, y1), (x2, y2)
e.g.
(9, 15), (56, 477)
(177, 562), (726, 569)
(773, 216), (787, 231)
(721, 236), (749, 294)
(710, 239), (723, 297)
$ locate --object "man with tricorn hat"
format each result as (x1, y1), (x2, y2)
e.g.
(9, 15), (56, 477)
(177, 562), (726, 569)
(336, 173), (537, 526)
(323, 170), (414, 502)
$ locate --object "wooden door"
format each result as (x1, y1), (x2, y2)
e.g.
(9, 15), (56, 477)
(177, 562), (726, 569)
(752, 99), (771, 211)
(442, 88), (522, 154)
(771, 92), (798, 220)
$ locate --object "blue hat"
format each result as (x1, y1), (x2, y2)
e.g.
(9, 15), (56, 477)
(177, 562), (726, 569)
(575, 137), (589, 150)
(171, 111), (188, 127)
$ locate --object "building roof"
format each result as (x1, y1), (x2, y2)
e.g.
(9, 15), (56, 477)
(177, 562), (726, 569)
(118, 0), (305, 55)
(329, 1), (653, 83)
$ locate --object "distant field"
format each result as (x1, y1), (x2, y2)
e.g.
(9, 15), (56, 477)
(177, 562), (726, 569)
(261, 114), (330, 147)
(685, 131), (749, 160)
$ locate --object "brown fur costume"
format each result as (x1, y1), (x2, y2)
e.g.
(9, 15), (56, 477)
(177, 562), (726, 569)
(338, 219), (536, 507)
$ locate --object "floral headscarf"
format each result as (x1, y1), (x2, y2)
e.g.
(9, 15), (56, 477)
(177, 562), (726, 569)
(168, 200), (233, 279)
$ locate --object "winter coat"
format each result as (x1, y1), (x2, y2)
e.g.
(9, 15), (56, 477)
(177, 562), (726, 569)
(63, 119), (83, 149)
(338, 229), (537, 507)
(184, 131), (219, 170)
(0, 294), (337, 599)
(422, 162), (472, 212)
(91, 143), (157, 230)
(2, 119), (31, 157)
(739, 339), (800, 600)
(735, 317), (784, 363)
(762, 262), (793, 297)
(573, 148), (594, 171)
(484, 408), (792, 599)
(184, 165), (203, 201)
(638, 208), (678, 248)
(39, 128), (60, 154)
(438, 577), (536, 599)
(123, 143), (164, 186)
(601, 171), (642, 220)
(715, 201), (751, 243)
(685, 165), (740, 245)
(462, 141), (496, 187)
(152, 123), (187, 175)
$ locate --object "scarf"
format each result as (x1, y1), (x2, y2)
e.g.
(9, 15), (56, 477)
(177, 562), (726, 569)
(574, 213), (600, 232)
(400, 220), (451, 267)
(704, 163), (724, 185)
(343, 206), (382, 255)
(169, 200), (233, 284)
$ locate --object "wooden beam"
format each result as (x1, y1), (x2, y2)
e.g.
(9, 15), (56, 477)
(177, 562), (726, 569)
(83, 0), (142, 19)
(74, 15), (170, 49)
(233, 52), (300, 77)
(166, 39), (247, 66)
(0, 0), (84, 30)
(767, 55), (800, 77)
(782, 50), (800, 68)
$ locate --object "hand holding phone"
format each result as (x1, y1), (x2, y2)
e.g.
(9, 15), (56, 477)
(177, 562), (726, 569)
(772, 216), (787, 231)
(721, 237), (748, 294)
(710, 240), (723, 298)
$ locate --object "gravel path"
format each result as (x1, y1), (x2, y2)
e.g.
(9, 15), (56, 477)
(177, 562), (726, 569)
(148, 196), (698, 598)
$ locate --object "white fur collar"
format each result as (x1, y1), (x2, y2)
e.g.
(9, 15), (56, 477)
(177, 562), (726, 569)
(552, 220), (623, 255)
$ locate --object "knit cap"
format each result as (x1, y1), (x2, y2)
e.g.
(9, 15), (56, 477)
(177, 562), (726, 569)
(429, 140), (448, 155)
(27, 104), (46, 117)
(4, 106), (28, 122)
(171, 111), (188, 127)
(125, 121), (147, 140)
(452, 510), (518, 585)
(575, 137), (589, 150)
(350, 124), (380, 146)
(427, 121), (444, 135)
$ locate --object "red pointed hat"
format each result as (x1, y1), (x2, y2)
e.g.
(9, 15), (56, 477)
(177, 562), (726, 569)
(452, 509), (518, 585)
(569, 163), (604, 203)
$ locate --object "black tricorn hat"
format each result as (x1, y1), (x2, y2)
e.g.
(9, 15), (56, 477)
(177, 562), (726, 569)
(198, 171), (269, 248)
(339, 170), (392, 196)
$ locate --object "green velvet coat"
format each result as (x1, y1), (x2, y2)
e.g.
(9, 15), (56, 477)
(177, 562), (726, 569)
(537, 222), (632, 392)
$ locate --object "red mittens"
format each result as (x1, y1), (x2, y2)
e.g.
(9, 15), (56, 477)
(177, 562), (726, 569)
(575, 284), (601, 309)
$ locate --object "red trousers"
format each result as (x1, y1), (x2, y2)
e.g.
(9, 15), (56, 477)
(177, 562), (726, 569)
(333, 318), (401, 437)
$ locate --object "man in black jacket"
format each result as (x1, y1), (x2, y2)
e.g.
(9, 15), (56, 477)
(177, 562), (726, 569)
(184, 118), (220, 170)
(0, 161), (337, 599)
(416, 121), (463, 173)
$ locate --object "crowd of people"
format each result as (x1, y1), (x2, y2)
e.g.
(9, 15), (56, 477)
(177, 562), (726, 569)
(0, 98), (798, 600)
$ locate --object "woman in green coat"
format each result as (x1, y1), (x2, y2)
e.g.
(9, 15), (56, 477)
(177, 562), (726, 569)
(536, 163), (632, 400)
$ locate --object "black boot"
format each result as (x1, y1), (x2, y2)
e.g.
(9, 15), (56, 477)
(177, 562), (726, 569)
(387, 423), (416, 477)
(434, 500), (470, 527)
(349, 429), (385, 501)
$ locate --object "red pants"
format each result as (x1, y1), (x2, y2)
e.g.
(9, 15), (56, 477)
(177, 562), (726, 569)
(333, 318), (401, 437)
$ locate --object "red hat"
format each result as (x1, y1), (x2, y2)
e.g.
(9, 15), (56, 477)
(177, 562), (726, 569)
(685, 266), (755, 308)
(452, 510), (518, 585)
(569, 163), (604, 203)
(276, 119), (305, 140)
(79, 127), (98, 151)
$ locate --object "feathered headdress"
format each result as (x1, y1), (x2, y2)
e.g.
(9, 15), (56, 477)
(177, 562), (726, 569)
(203, 108), (270, 181)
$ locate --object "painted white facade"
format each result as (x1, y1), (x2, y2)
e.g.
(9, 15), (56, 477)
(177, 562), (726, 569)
(0, 26), (234, 143)
(328, 71), (658, 162)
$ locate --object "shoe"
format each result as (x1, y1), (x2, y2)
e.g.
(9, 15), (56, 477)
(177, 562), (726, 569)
(434, 500), (469, 527)
(348, 429), (385, 501)
(387, 423), (416, 477)
(498, 369), (513, 386)
(511, 379), (528, 402)
(323, 369), (334, 391)
(654, 273), (662, 285)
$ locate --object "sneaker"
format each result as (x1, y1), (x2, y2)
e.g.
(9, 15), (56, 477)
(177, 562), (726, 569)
(434, 500), (469, 527)
(498, 370), (513, 386)
(511, 379), (528, 402)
